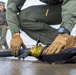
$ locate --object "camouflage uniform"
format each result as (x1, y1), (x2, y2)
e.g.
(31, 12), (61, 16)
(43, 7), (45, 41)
(0, 2), (8, 49)
(6, 0), (76, 45)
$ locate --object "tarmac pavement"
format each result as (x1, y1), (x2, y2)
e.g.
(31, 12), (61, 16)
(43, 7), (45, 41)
(0, 57), (76, 75)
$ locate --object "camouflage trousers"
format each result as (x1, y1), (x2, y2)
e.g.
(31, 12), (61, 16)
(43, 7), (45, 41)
(19, 5), (61, 45)
(0, 25), (8, 49)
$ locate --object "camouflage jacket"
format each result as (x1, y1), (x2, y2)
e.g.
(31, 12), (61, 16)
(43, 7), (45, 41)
(6, 0), (76, 35)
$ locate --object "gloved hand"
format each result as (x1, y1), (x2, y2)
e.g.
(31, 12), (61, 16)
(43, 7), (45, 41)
(42, 33), (69, 55)
(73, 36), (76, 47)
(10, 35), (26, 57)
(62, 35), (75, 51)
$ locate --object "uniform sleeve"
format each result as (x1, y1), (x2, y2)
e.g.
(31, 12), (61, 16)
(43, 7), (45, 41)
(61, 0), (76, 33)
(6, 0), (26, 35)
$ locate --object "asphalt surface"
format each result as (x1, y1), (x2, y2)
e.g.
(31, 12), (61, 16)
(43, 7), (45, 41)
(0, 56), (76, 75)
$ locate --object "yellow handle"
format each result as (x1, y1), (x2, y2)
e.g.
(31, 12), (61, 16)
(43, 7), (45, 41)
(30, 45), (43, 57)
